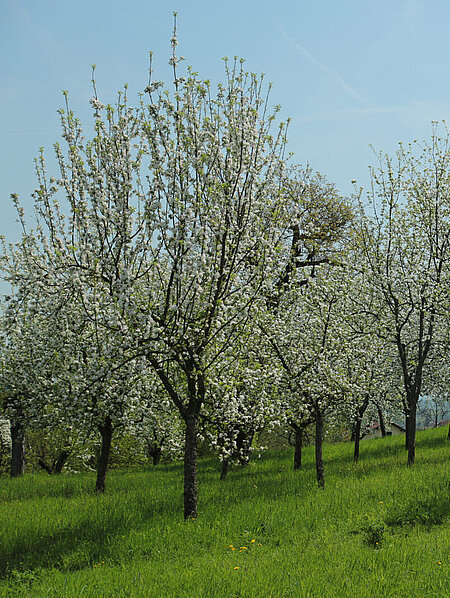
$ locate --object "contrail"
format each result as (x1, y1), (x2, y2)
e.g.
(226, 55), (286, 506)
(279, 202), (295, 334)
(278, 24), (374, 109)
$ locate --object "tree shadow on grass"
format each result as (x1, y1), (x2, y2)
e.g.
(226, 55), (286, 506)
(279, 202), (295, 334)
(197, 439), (449, 515)
(2, 432), (447, 581)
(416, 432), (449, 450)
(0, 490), (180, 579)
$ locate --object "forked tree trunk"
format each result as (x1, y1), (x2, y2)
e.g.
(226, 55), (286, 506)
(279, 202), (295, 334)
(38, 450), (70, 474)
(96, 417), (113, 493)
(294, 426), (303, 470)
(53, 450), (70, 473)
(10, 421), (25, 477)
(315, 410), (325, 489)
(184, 414), (198, 519)
(220, 459), (229, 481)
(38, 459), (53, 474)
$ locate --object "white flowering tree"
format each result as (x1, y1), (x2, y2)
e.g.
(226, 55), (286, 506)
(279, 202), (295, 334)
(66, 319), (147, 492)
(134, 369), (184, 466)
(337, 332), (395, 461)
(357, 127), (450, 465)
(3, 17), (303, 517)
(260, 264), (352, 487)
(201, 321), (282, 480)
(0, 283), (71, 476)
(133, 51), (292, 516)
(1, 233), (157, 490)
(330, 259), (401, 461)
(255, 167), (353, 477)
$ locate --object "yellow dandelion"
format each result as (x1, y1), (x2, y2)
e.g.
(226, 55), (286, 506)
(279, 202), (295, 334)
(250, 539), (256, 543)
(438, 561), (442, 565)
(258, 543), (262, 546)
(379, 501), (383, 504)
(231, 547), (236, 551)
(234, 567), (240, 570)
(229, 545), (234, 548)
(240, 546), (248, 550)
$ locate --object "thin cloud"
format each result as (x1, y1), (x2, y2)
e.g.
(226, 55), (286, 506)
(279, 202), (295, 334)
(278, 24), (374, 110)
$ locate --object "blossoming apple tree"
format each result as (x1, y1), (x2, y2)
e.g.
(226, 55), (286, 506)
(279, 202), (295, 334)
(357, 127), (450, 465)
(2, 18), (304, 517)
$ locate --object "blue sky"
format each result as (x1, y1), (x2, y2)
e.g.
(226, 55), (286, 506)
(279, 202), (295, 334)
(2, 0), (450, 245)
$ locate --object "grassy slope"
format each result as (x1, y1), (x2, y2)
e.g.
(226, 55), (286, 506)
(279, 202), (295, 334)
(0, 427), (448, 597)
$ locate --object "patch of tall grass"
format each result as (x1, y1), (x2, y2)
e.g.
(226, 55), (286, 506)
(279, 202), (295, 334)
(0, 426), (448, 597)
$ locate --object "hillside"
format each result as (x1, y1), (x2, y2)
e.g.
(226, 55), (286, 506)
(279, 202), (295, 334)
(0, 426), (448, 597)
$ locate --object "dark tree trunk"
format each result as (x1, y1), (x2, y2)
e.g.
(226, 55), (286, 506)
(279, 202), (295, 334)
(220, 459), (229, 481)
(406, 398), (417, 467)
(38, 450), (70, 474)
(38, 459), (53, 474)
(184, 414), (198, 519)
(294, 426), (303, 470)
(315, 410), (325, 489)
(405, 410), (411, 449)
(152, 447), (162, 466)
(353, 418), (362, 462)
(376, 405), (386, 437)
(10, 421), (25, 478)
(53, 450), (70, 474)
(148, 444), (162, 466)
(96, 417), (113, 493)
(447, 422), (450, 440)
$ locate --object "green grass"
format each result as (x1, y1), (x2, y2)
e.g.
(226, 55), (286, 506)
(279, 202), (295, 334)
(0, 427), (449, 597)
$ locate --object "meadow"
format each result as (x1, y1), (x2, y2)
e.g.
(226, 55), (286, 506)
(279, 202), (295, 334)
(0, 427), (448, 597)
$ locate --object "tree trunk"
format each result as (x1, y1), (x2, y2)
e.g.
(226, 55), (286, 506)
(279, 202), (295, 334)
(447, 422), (450, 440)
(405, 410), (411, 449)
(10, 421), (25, 477)
(315, 410), (325, 489)
(149, 444), (162, 466)
(38, 459), (53, 474)
(353, 418), (362, 462)
(406, 398), (417, 467)
(53, 450), (70, 474)
(294, 426), (303, 470)
(38, 450), (70, 474)
(184, 414), (198, 519)
(220, 459), (229, 481)
(96, 417), (113, 493)
(376, 404), (386, 437)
